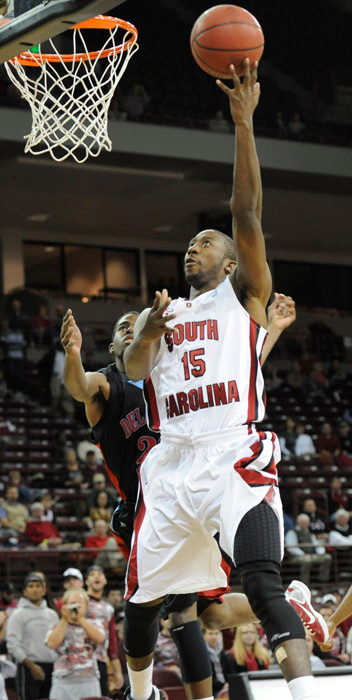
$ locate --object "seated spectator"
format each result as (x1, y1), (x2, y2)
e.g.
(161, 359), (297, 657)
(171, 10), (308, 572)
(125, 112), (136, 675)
(223, 623), (272, 674)
(208, 109), (231, 133)
(76, 434), (104, 466)
(89, 490), (113, 526)
(85, 520), (125, 571)
(314, 605), (350, 665)
(263, 361), (282, 392)
(305, 631), (326, 670)
(294, 423), (317, 458)
(32, 304), (54, 347)
(40, 492), (55, 522)
(336, 421), (352, 467)
(82, 449), (105, 481)
(6, 572), (59, 700)
(328, 476), (350, 518)
(52, 430), (73, 462)
(279, 416), (296, 457)
(203, 628), (226, 697)
(121, 83), (150, 121)
(24, 502), (63, 548)
(286, 360), (310, 398)
(308, 361), (330, 397)
(154, 617), (181, 678)
(86, 473), (114, 513)
(302, 498), (328, 541)
(315, 422), (340, 467)
(329, 509), (352, 547)
(0, 485), (29, 539)
(62, 448), (89, 489)
(7, 469), (32, 505)
(0, 319), (27, 393)
(46, 587), (105, 700)
(285, 513), (331, 585)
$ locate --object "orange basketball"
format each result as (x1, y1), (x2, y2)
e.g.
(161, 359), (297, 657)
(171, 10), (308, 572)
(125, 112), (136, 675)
(190, 4), (264, 79)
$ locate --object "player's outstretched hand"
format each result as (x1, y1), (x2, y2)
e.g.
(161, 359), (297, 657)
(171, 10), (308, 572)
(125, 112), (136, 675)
(268, 292), (296, 331)
(60, 309), (82, 356)
(216, 58), (260, 125)
(140, 289), (176, 343)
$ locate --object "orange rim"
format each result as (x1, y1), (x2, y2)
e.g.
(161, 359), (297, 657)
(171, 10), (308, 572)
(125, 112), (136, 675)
(11, 15), (138, 66)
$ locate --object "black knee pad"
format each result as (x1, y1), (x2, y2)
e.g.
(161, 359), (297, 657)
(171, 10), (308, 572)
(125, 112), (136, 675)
(171, 620), (212, 683)
(234, 502), (282, 565)
(238, 561), (306, 652)
(123, 601), (163, 658)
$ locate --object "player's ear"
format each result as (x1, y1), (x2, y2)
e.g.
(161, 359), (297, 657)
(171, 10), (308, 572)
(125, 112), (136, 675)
(108, 343), (114, 355)
(225, 259), (236, 274)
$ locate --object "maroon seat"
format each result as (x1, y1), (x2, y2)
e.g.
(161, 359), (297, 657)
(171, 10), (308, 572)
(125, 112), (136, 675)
(152, 669), (183, 687)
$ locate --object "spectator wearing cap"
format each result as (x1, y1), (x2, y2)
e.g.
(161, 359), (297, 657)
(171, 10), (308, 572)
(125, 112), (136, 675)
(85, 565), (123, 696)
(46, 587), (105, 700)
(6, 573), (59, 700)
(85, 520), (125, 571)
(56, 568), (84, 614)
(24, 502), (63, 548)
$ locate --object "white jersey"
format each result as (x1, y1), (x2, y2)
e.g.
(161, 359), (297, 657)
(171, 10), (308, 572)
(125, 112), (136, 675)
(144, 276), (267, 436)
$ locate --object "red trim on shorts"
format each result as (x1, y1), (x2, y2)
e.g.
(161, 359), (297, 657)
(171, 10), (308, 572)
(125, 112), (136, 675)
(247, 320), (259, 422)
(233, 437), (278, 487)
(125, 481), (146, 599)
(96, 442), (126, 500)
(144, 376), (160, 431)
(199, 555), (231, 599)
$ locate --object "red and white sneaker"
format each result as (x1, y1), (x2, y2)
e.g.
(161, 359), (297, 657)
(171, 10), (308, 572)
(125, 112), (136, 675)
(285, 579), (329, 645)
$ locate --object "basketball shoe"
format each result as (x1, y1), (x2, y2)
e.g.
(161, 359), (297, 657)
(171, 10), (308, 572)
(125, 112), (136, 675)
(124, 687), (169, 700)
(285, 579), (329, 645)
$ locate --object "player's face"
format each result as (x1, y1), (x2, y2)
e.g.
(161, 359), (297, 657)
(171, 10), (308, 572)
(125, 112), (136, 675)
(110, 313), (138, 360)
(184, 230), (232, 291)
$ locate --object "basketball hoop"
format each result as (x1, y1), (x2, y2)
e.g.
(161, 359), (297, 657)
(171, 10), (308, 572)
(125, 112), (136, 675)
(4, 15), (139, 162)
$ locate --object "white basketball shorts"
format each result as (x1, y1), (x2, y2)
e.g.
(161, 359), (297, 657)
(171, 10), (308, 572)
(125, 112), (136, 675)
(125, 425), (283, 603)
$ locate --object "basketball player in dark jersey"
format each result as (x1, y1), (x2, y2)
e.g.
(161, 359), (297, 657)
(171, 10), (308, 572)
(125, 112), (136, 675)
(61, 309), (158, 559)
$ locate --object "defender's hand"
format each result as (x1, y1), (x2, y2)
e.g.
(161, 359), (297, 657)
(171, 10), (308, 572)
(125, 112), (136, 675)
(268, 293), (296, 331)
(60, 309), (82, 356)
(216, 59), (260, 125)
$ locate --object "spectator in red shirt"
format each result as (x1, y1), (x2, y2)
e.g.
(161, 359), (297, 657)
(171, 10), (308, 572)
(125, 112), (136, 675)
(328, 477), (350, 517)
(24, 503), (63, 547)
(85, 520), (125, 571)
(315, 422), (340, 466)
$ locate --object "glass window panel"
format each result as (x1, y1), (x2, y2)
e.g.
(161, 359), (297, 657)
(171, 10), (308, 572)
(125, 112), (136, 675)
(146, 252), (182, 298)
(65, 246), (104, 296)
(23, 243), (62, 290)
(105, 249), (139, 290)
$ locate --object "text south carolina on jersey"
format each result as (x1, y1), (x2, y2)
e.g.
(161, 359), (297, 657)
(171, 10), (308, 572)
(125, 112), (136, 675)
(166, 380), (240, 418)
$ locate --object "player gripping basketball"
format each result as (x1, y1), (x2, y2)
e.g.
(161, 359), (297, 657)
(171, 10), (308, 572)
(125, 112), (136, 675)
(123, 60), (320, 700)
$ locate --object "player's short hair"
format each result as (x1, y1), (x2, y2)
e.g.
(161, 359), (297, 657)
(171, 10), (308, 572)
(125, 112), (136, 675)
(111, 311), (139, 341)
(212, 230), (236, 260)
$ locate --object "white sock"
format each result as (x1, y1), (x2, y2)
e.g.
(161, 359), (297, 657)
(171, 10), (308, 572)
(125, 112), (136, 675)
(127, 661), (153, 700)
(288, 675), (319, 700)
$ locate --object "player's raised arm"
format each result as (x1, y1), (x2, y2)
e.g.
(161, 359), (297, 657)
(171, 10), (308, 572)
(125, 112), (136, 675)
(262, 293), (296, 365)
(124, 290), (176, 381)
(217, 59), (271, 316)
(61, 309), (109, 425)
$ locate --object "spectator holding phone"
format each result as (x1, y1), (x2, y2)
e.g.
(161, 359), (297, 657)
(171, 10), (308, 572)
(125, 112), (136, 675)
(46, 588), (105, 700)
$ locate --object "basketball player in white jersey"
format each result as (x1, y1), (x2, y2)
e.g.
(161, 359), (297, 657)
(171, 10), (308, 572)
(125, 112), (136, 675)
(122, 60), (319, 700)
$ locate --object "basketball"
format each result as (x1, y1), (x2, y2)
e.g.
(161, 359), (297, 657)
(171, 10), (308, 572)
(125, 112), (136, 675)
(190, 4), (264, 79)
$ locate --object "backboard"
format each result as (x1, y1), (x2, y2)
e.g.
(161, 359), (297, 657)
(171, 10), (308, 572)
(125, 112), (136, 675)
(0, 0), (127, 63)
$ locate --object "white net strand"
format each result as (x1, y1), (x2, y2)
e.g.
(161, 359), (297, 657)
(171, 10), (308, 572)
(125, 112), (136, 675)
(5, 20), (138, 162)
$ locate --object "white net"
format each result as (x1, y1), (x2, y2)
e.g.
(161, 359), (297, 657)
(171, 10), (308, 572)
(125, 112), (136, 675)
(4, 16), (139, 162)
